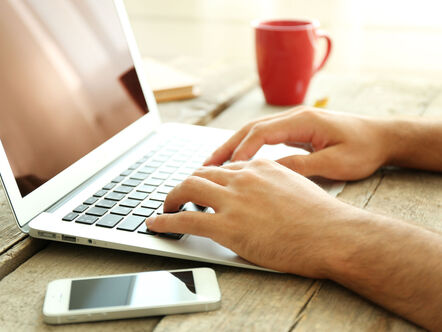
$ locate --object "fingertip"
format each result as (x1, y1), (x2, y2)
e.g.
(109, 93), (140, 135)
(145, 215), (159, 230)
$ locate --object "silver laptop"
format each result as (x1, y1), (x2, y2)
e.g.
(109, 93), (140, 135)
(0, 0), (343, 271)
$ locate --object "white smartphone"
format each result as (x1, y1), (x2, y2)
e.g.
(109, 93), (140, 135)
(43, 267), (221, 324)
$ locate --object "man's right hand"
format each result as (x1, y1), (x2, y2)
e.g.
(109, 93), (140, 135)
(204, 107), (394, 180)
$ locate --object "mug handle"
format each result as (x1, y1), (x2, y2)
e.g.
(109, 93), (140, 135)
(314, 30), (332, 74)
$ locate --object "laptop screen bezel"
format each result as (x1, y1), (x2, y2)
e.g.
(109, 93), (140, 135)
(0, 0), (161, 229)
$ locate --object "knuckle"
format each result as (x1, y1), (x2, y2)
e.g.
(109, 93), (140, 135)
(297, 109), (321, 121)
(192, 166), (207, 177)
(234, 169), (257, 184)
(251, 158), (268, 166)
(180, 175), (199, 190)
(250, 123), (266, 136)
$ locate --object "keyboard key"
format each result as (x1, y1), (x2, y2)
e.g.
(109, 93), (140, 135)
(174, 172), (190, 181)
(84, 197), (98, 205)
(103, 182), (116, 190)
(130, 172), (149, 181)
(73, 204), (88, 213)
(93, 189), (108, 197)
(122, 179), (141, 187)
(164, 179), (181, 187)
(128, 191), (149, 201)
(112, 175), (125, 183)
(133, 207), (155, 217)
(141, 200), (162, 209)
(157, 186), (174, 194)
(114, 185), (133, 194)
(137, 184), (156, 193)
(165, 161), (184, 168)
(96, 199), (117, 209)
(155, 206), (164, 215)
(153, 155), (169, 162)
(120, 199), (140, 208)
(179, 167), (195, 175)
(120, 169), (132, 177)
(76, 215), (98, 225)
(158, 166), (177, 174)
(85, 207), (107, 217)
(111, 206), (132, 216)
(62, 212), (78, 222)
(152, 172), (169, 180)
(137, 223), (157, 235)
(145, 161), (162, 168)
(128, 162), (142, 170)
(117, 215), (145, 232)
(106, 192), (125, 201)
(150, 193), (167, 202)
(159, 232), (184, 240)
(139, 166), (156, 174)
(96, 214), (123, 228)
(145, 178), (162, 186)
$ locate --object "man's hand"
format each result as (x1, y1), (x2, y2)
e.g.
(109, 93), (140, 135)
(204, 107), (391, 180)
(147, 159), (354, 277)
(204, 107), (442, 180)
(146, 159), (442, 331)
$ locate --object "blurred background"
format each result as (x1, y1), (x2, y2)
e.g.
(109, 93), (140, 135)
(126, 0), (442, 79)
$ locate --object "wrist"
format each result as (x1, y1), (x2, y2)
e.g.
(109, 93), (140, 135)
(320, 205), (377, 281)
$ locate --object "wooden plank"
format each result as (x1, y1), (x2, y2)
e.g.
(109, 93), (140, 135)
(153, 271), (316, 332)
(155, 56), (256, 125)
(0, 183), (26, 255)
(0, 237), (46, 281)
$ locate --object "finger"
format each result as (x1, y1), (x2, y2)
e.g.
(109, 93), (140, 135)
(203, 125), (255, 166)
(164, 176), (227, 212)
(277, 146), (346, 179)
(192, 166), (235, 186)
(230, 116), (301, 162)
(203, 108), (300, 166)
(231, 110), (331, 162)
(146, 211), (220, 239)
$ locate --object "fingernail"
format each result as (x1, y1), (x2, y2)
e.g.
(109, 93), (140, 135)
(146, 217), (155, 226)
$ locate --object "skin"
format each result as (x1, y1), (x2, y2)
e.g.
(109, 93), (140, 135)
(146, 107), (442, 331)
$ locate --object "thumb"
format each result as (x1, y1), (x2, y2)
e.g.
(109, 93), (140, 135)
(277, 146), (346, 179)
(146, 211), (218, 238)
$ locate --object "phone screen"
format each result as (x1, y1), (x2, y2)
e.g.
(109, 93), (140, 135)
(69, 271), (199, 310)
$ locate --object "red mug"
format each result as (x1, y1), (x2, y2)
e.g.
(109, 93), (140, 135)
(253, 20), (332, 106)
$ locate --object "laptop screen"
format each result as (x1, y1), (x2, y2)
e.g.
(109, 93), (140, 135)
(0, 0), (147, 197)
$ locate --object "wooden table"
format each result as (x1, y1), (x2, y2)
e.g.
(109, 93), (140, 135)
(0, 55), (441, 331)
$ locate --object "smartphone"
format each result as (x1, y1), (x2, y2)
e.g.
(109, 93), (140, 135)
(43, 267), (221, 324)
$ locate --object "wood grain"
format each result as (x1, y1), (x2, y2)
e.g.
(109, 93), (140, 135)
(0, 183), (26, 255)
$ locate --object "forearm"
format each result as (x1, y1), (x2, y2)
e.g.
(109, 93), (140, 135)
(380, 118), (442, 172)
(324, 208), (442, 331)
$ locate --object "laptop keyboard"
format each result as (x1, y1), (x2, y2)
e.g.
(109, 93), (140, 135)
(61, 136), (215, 240)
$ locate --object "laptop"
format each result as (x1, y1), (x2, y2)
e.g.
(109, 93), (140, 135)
(0, 0), (343, 271)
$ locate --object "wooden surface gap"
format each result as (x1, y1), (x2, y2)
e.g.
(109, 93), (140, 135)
(290, 280), (322, 331)
(362, 171), (385, 209)
(194, 81), (257, 126)
(0, 237), (47, 281)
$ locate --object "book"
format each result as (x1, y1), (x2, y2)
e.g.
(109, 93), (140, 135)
(142, 58), (200, 103)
